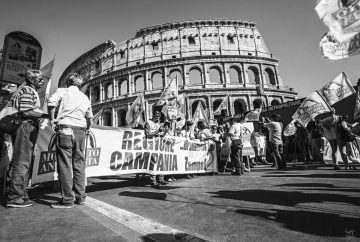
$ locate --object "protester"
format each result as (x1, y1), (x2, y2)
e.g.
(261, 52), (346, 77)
(196, 120), (213, 141)
(6, 69), (47, 208)
(337, 115), (358, 170)
(178, 120), (195, 139)
(47, 73), (93, 209)
(262, 114), (285, 170)
(144, 110), (168, 188)
(294, 121), (310, 163)
(321, 112), (342, 169)
(309, 119), (326, 163)
(228, 117), (244, 175)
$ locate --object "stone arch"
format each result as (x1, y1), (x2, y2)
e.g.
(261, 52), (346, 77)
(234, 99), (247, 115)
(91, 86), (100, 102)
(119, 79), (128, 96)
(188, 67), (202, 86)
(247, 66), (260, 84)
(134, 75), (145, 93)
(169, 69), (183, 87)
(104, 82), (113, 99)
(271, 99), (281, 106)
(213, 98), (228, 118)
(229, 65), (243, 84)
(151, 72), (163, 90)
(209, 66), (222, 84)
(264, 67), (276, 85)
(117, 109), (127, 126)
(103, 111), (112, 126)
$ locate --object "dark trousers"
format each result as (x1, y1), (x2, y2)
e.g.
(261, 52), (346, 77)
(56, 129), (86, 205)
(270, 142), (285, 169)
(230, 144), (243, 173)
(7, 120), (38, 203)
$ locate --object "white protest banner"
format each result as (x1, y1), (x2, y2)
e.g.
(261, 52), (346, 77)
(320, 31), (360, 60)
(32, 124), (217, 184)
(292, 91), (332, 127)
(319, 72), (355, 105)
(315, 0), (360, 43)
(244, 108), (261, 122)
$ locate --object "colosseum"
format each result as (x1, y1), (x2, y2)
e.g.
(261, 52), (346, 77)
(59, 19), (297, 126)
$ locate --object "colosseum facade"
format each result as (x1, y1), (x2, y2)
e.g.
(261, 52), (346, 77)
(59, 19), (297, 126)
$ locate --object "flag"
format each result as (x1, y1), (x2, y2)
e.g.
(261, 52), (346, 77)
(92, 108), (104, 124)
(283, 120), (297, 136)
(319, 31), (360, 60)
(213, 96), (228, 115)
(38, 57), (55, 110)
(192, 102), (208, 124)
(319, 72), (355, 105)
(244, 107), (262, 122)
(315, 0), (360, 43)
(292, 91), (332, 127)
(126, 93), (145, 126)
(161, 93), (186, 121)
(157, 76), (178, 106)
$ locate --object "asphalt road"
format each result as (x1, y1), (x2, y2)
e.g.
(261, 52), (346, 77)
(0, 165), (359, 242)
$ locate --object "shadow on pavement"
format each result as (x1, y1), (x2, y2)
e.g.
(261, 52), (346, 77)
(262, 172), (360, 179)
(235, 208), (359, 238)
(141, 233), (209, 242)
(209, 189), (360, 207)
(277, 183), (360, 193)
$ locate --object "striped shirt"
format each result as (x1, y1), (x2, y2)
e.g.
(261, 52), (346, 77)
(17, 86), (40, 112)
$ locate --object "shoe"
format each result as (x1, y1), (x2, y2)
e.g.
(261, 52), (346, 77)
(151, 183), (160, 188)
(351, 166), (357, 170)
(7, 200), (35, 208)
(334, 165), (340, 170)
(75, 200), (85, 205)
(231, 171), (241, 176)
(51, 201), (74, 209)
(186, 175), (192, 179)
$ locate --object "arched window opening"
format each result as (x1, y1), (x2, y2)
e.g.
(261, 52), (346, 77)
(105, 83), (113, 99)
(188, 36), (196, 45)
(234, 100), (247, 115)
(103, 112), (112, 126)
(229, 66), (242, 84)
(169, 70), (183, 87)
(91, 86), (100, 102)
(253, 99), (263, 109)
(134, 76), (144, 93)
(271, 100), (281, 106)
(189, 68), (202, 86)
(247, 66), (260, 84)
(118, 109), (127, 127)
(209, 67), (222, 84)
(151, 73), (163, 90)
(119, 80), (128, 96)
(264, 68), (276, 85)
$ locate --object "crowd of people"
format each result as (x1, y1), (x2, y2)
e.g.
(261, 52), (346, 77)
(0, 69), (359, 209)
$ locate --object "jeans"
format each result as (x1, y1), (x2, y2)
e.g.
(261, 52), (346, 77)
(56, 128), (86, 205)
(270, 142), (285, 169)
(7, 120), (38, 203)
(230, 144), (243, 173)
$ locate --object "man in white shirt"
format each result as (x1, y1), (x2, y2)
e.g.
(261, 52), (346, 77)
(48, 73), (93, 208)
(228, 117), (244, 175)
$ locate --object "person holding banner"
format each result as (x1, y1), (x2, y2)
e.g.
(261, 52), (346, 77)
(47, 73), (93, 208)
(6, 69), (47, 208)
(321, 112), (341, 169)
(144, 110), (168, 188)
(337, 115), (358, 170)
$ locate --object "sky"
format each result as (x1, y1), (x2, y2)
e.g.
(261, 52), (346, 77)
(0, 0), (359, 98)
